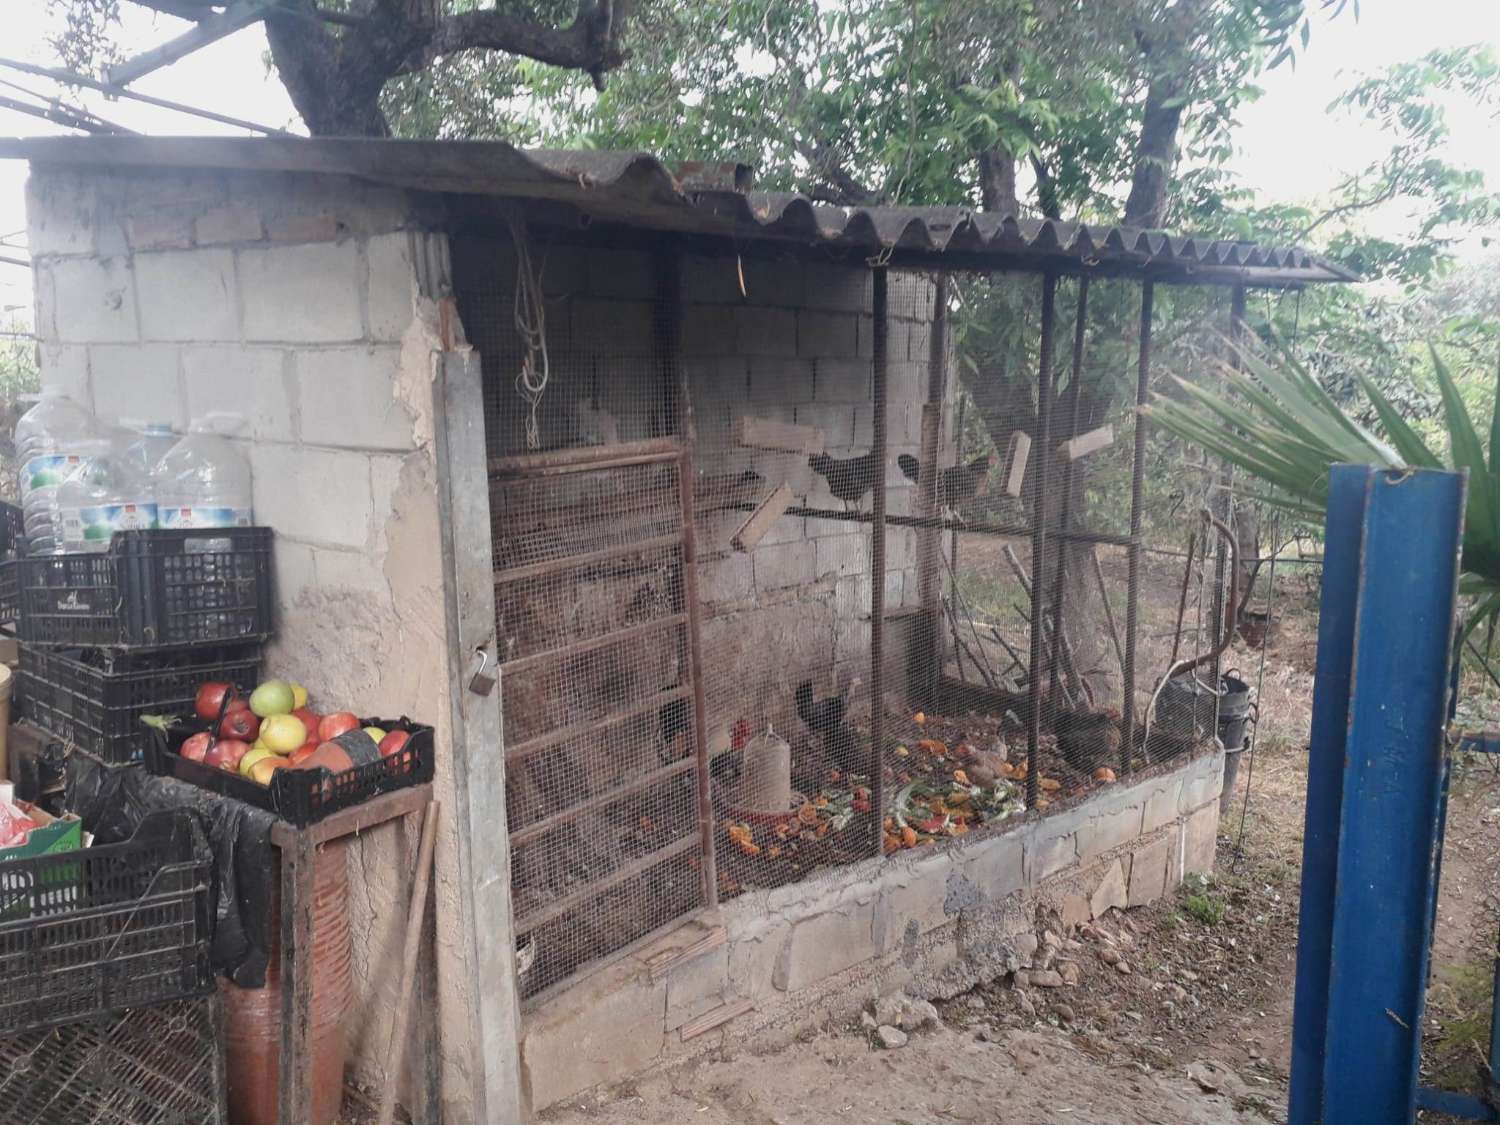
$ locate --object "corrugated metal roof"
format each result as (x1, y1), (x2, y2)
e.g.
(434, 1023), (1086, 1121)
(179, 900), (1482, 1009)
(0, 135), (1353, 286)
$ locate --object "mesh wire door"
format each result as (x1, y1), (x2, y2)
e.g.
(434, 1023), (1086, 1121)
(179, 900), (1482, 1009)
(492, 440), (713, 1000)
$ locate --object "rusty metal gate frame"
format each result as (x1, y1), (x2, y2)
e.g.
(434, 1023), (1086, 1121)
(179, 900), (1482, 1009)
(490, 436), (718, 999)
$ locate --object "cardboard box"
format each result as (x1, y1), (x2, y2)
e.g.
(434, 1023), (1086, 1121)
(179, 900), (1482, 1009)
(0, 802), (82, 865)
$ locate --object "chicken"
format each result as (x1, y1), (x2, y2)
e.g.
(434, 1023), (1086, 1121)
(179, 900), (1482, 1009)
(795, 680), (856, 765)
(1053, 708), (1122, 774)
(809, 450), (880, 511)
(897, 451), (998, 520)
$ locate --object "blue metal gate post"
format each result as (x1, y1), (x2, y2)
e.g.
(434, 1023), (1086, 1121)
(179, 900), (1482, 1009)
(1290, 466), (1466, 1124)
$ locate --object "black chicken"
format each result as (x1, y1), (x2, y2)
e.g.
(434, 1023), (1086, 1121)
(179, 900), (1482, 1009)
(795, 680), (856, 766)
(809, 450), (880, 511)
(897, 451), (998, 518)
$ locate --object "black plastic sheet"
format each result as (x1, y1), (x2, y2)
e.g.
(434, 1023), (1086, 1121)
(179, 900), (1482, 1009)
(67, 754), (275, 987)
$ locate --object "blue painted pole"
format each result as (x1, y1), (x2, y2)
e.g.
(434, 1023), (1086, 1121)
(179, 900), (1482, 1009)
(1321, 468), (1465, 1124)
(1289, 464), (1371, 1124)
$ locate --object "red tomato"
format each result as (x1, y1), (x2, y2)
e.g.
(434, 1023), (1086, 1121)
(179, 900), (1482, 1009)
(317, 712), (359, 742)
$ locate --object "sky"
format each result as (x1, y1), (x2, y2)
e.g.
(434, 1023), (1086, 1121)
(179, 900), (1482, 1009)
(1, 0), (1498, 322)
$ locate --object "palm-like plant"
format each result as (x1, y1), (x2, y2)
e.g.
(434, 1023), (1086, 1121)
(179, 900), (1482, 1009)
(1143, 339), (1500, 633)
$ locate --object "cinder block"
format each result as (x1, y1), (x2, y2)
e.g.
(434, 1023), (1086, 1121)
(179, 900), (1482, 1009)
(1029, 819), (1077, 883)
(681, 305), (738, 357)
(271, 536), (318, 609)
(1182, 803), (1218, 877)
(239, 241), (363, 343)
(266, 210), (339, 244)
(724, 912), (789, 1000)
(296, 346), (413, 450)
(1089, 859), (1128, 917)
(699, 553), (754, 603)
(753, 540), (815, 591)
(1127, 831), (1175, 907)
(195, 203), (264, 246)
(1179, 750), (1227, 814)
(772, 901), (878, 991)
(876, 850), (954, 950)
(1076, 802), (1146, 864)
(365, 233), (415, 343)
(136, 249), (238, 342)
(126, 211), (194, 251)
(749, 358), (814, 406)
(586, 247), (654, 300)
(792, 403), (851, 452)
(571, 298), (655, 354)
(962, 832), (1025, 899)
(49, 257), (137, 343)
(522, 967), (667, 1110)
(248, 444), (372, 547)
(38, 344), (91, 406)
(735, 307), (797, 357)
(741, 257), (805, 308)
(682, 255), (744, 304)
(1140, 779), (1182, 834)
(798, 310), (859, 358)
(815, 358), (872, 403)
(814, 533), (867, 581)
(802, 262), (870, 312)
(25, 173), (96, 258)
(90, 344), (184, 428)
(664, 944), (731, 1032)
(183, 346), (292, 441)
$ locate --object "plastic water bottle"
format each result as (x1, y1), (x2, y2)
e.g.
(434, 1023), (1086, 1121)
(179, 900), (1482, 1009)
(58, 439), (158, 553)
(115, 420), (178, 483)
(14, 392), (100, 555)
(154, 413), (253, 529)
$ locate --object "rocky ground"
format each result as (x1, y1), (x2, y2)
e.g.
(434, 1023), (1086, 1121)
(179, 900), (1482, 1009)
(540, 586), (1500, 1125)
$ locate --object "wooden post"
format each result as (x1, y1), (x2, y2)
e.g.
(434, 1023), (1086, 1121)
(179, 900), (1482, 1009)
(914, 275), (950, 708)
(277, 832), (316, 1125)
(1026, 273), (1058, 808)
(1121, 280), (1155, 777)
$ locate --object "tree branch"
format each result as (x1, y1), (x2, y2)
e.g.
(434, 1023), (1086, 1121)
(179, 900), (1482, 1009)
(418, 0), (628, 89)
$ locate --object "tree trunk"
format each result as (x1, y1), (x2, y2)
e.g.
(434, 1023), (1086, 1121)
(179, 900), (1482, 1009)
(1122, 74), (1187, 229)
(978, 149), (1020, 213)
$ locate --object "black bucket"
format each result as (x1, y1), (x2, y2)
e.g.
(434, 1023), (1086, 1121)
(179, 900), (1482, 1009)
(1217, 671), (1252, 752)
(1157, 674), (1217, 742)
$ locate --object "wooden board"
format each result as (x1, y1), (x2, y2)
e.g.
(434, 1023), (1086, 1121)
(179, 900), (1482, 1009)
(734, 415), (825, 455)
(731, 481), (793, 551)
(1057, 424), (1114, 462)
(1002, 431), (1031, 498)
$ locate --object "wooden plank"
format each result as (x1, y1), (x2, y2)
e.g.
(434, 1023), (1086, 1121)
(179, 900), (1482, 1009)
(733, 415), (825, 455)
(643, 925), (728, 982)
(269, 783), (432, 848)
(731, 481), (793, 551)
(277, 830), (316, 1125)
(680, 997), (756, 1041)
(499, 613), (687, 676)
(491, 533), (682, 587)
(1057, 424), (1114, 462)
(1002, 431), (1031, 498)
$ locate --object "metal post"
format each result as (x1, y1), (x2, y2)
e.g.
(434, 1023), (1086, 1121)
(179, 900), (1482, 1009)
(1210, 285), (1248, 727)
(1120, 280), (1153, 776)
(1047, 277), (1089, 712)
(1288, 466), (1466, 1124)
(914, 274), (950, 708)
(870, 268), (890, 853)
(1026, 274), (1058, 809)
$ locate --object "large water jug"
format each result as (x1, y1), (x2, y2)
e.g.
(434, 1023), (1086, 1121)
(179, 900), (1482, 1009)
(15, 392), (99, 555)
(154, 413), (253, 529)
(57, 440), (158, 553)
(115, 420), (178, 483)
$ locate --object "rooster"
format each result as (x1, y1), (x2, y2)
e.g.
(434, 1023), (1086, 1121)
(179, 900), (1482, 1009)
(795, 679), (856, 766)
(897, 451), (998, 521)
(809, 450), (880, 512)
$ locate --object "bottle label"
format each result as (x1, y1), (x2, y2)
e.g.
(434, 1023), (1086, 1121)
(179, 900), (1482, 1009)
(61, 502), (159, 548)
(159, 506), (252, 530)
(21, 454), (86, 500)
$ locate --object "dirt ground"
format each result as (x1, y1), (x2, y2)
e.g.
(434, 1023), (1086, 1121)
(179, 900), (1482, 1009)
(541, 574), (1500, 1125)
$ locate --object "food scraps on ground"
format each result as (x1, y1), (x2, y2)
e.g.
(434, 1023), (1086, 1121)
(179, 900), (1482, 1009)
(884, 774), (1025, 854)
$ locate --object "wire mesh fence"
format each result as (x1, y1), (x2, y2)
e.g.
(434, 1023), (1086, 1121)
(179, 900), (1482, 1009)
(456, 219), (1238, 1000)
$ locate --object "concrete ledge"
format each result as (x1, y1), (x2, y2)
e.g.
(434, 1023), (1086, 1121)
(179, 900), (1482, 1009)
(521, 747), (1224, 1111)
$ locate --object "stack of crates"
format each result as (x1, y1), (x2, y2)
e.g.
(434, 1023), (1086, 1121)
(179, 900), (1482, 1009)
(14, 528), (275, 765)
(0, 809), (226, 1122)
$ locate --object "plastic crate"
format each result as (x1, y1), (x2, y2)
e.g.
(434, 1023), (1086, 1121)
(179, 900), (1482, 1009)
(17, 645), (262, 765)
(0, 810), (214, 1036)
(0, 500), (22, 559)
(147, 717), (434, 828)
(18, 527), (274, 651)
(0, 558), (17, 635)
(0, 993), (227, 1124)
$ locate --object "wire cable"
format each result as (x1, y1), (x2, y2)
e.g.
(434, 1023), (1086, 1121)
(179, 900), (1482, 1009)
(504, 208), (550, 451)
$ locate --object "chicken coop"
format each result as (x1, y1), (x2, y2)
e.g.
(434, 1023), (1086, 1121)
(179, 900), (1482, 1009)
(4, 137), (1352, 1120)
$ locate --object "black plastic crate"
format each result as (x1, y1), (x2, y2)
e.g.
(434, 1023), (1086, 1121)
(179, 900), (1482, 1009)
(147, 716), (434, 827)
(0, 558), (17, 635)
(0, 993), (226, 1124)
(17, 645), (261, 765)
(18, 527), (274, 651)
(0, 500), (22, 559)
(0, 810), (214, 1036)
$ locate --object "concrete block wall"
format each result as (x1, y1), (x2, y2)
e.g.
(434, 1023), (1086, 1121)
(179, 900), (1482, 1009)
(26, 168), (479, 1121)
(521, 748), (1225, 1110)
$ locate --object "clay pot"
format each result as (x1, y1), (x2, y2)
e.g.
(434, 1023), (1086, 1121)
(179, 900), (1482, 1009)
(220, 841), (352, 1125)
